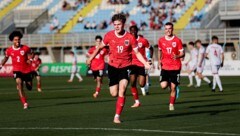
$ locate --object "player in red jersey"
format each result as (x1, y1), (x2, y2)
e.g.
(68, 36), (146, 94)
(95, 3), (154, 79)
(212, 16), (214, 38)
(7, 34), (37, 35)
(0, 30), (32, 109)
(158, 22), (185, 111)
(129, 25), (153, 108)
(31, 52), (42, 92)
(86, 13), (151, 123)
(86, 35), (108, 98)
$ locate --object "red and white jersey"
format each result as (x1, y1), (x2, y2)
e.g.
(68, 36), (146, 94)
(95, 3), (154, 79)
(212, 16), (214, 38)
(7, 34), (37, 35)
(158, 36), (183, 70)
(87, 46), (108, 71)
(5, 45), (31, 73)
(31, 58), (42, 71)
(189, 48), (198, 65)
(132, 36), (150, 67)
(206, 43), (223, 65)
(102, 30), (138, 68)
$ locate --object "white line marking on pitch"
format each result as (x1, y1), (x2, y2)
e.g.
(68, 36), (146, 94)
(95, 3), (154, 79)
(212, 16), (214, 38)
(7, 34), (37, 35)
(0, 127), (239, 136)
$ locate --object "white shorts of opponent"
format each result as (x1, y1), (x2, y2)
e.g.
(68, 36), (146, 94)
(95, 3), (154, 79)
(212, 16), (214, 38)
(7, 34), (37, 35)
(211, 65), (221, 74)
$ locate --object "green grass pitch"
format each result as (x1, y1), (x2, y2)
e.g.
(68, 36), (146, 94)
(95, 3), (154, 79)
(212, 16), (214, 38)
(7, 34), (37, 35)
(0, 76), (239, 136)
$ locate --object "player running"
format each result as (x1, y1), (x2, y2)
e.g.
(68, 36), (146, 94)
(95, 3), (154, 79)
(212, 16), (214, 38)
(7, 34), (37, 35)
(185, 41), (198, 87)
(129, 25), (152, 108)
(206, 36), (224, 92)
(158, 22), (185, 111)
(0, 30), (32, 109)
(195, 40), (211, 87)
(31, 52), (42, 92)
(86, 13), (151, 123)
(67, 51), (83, 82)
(86, 35), (108, 98)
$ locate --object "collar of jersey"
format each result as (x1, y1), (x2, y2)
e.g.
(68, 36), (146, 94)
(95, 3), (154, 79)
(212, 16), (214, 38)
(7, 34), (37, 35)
(12, 45), (21, 50)
(114, 30), (126, 38)
(165, 36), (175, 41)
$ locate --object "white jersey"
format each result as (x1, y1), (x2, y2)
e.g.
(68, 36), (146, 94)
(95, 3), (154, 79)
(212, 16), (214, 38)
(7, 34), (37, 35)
(72, 55), (77, 66)
(206, 43), (223, 65)
(189, 48), (198, 65)
(197, 46), (206, 66)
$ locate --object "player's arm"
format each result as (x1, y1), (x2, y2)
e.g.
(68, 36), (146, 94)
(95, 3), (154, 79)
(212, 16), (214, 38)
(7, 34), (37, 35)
(158, 49), (162, 70)
(134, 49), (151, 69)
(198, 52), (204, 67)
(221, 53), (224, 67)
(0, 56), (9, 69)
(86, 43), (105, 65)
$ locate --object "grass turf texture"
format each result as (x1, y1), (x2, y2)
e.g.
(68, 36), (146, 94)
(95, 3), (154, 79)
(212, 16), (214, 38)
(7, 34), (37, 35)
(0, 76), (239, 136)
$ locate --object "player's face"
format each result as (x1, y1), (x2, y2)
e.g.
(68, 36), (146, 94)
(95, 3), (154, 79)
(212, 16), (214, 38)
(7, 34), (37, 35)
(95, 39), (101, 46)
(13, 36), (21, 47)
(34, 55), (39, 59)
(113, 20), (124, 34)
(164, 25), (173, 37)
(130, 27), (138, 37)
(196, 42), (201, 49)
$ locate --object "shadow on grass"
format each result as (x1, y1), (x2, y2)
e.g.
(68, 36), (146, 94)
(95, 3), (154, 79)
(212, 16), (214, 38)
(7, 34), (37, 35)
(189, 102), (240, 109)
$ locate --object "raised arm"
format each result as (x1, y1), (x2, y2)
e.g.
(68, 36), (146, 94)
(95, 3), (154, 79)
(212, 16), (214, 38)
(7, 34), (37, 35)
(86, 43), (105, 65)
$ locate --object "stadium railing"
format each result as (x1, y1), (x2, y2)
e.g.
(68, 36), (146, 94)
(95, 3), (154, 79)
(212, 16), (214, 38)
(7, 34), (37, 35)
(219, 0), (240, 20)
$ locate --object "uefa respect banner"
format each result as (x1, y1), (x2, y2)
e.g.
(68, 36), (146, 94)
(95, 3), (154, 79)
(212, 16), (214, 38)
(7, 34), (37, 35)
(0, 64), (13, 77)
(39, 63), (88, 76)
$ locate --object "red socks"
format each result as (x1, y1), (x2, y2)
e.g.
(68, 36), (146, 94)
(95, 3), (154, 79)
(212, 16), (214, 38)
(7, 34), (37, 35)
(37, 83), (41, 89)
(131, 87), (139, 100)
(170, 96), (176, 105)
(115, 97), (125, 115)
(95, 87), (101, 93)
(20, 97), (27, 105)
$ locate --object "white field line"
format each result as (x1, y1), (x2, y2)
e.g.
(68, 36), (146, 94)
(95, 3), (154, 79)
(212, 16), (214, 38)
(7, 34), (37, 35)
(0, 127), (239, 136)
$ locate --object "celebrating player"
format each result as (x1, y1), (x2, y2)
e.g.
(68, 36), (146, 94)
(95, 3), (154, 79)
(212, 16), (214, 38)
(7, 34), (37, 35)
(67, 51), (83, 82)
(86, 13), (151, 123)
(86, 35), (108, 98)
(129, 25), (151, 108)
(185, 41), (198, 87)
(158, 22), (185, 111)
(0, 30), (32, 109)
(31, 52), (42, 92)
(206, 36), (224, 92)
(195, 40), (211, 87)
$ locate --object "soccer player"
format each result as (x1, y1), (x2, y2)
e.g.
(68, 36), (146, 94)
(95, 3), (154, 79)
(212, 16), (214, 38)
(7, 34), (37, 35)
(86, 13), (151, 123)
(86, 35), (108, 98)
(206, 36), (224, 92)
(0, 30), (32, 109)
(31, 52), (42, 92)
(129, 25), (152, 108)
(195, 40), (211, 87)
(158, 22), (185, 111)
(67, 51), (83, 82)
(185, 41), (198, 87)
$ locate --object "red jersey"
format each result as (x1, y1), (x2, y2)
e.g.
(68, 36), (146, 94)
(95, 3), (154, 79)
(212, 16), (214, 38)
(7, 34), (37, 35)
(102, 30), (138, 68)
(158, 36), (183, 70)
(87, 46), (108, 71)
(5, 45), (31, 73)
(31, 58), (42, 71)
(132, 36), (150, 67)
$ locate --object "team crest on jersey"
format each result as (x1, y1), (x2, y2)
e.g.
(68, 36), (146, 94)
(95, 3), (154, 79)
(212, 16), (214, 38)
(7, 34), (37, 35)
(138, 43), (143, 48)
(20, 50), (25, 55)
(172, 42), (176, 47)
(124, 40), (129, 46)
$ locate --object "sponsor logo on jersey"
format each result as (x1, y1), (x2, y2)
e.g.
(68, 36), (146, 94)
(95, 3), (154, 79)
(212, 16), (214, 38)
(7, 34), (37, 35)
(20, 50), (25, 55)
(124, 40), (129, 46)
(172, 42), (176, 47)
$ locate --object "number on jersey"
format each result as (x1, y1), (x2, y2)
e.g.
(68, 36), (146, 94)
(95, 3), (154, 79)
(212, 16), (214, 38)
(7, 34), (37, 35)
(117, 46), (123, 53)
(17, 56), (20, 62)
(166, 47), (172, 54)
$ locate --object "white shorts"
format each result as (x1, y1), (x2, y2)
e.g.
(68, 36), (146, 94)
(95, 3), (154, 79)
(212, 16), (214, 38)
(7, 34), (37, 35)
(187, 62), (197, 71)
(196, 66), (204, 73)
(211, 65), (220, 74)
(71, 66), (78, 73)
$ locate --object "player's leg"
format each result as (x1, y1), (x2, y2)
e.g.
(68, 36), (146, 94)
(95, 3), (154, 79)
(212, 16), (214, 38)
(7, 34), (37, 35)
(24, 73), (33, 91)
(213, 65), (223, 92)
(68, 72), (74, 82)
(75, 72), (83, 82)
(14, 72), (28, 109)
(159, 69), (169, 89)
(36, 75), (42, 92)
(130, 73), (140, 108)
(195, 71), (202, 87)
(144, 73), (150, 94)
(93, 70), (103, 98)
(169, 70), (180, 111)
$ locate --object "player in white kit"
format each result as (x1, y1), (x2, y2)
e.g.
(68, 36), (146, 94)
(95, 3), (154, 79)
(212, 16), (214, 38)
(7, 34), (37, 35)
(206, 36), (224, 92)
(68, 51), (83, 82)
(195, 40), (211, 87)
(186, 41), (198, 87)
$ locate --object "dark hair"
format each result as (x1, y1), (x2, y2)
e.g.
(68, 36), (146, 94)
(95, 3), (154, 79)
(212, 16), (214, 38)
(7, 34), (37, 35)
(9, 30), (23, 41)
(34, 52), (40, 55)
(195, 39), (201, 44)
(212, 35), (218, 40)
(165, 22), (174, 28)
(70, 51), (74, 55)
(95, 35), (102, 41)
(129, 25), (139, 32)
(188, 41), (194, 46)
(111, 13), (126, 24)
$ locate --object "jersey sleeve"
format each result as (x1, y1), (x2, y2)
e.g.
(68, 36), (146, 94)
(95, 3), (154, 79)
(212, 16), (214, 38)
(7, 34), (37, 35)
(131, 36), (138, 51)
(206, 45), (210, 54)
(144, 38), (150, 48)
(177, 39), (184, 52)
(158, 38), (162, 51)
(5, 48), (10, 57)
(220, 46), (224, 53)
(102, 33), (110, 46)
(39, 59), (42, 64)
